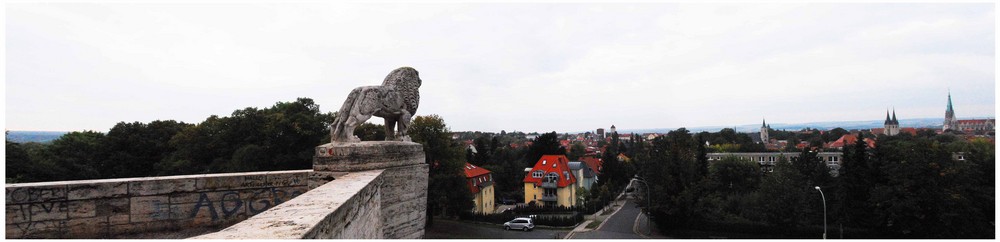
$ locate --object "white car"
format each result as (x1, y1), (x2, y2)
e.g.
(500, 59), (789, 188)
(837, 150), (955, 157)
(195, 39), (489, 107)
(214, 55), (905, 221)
(503, 217), (535, 231)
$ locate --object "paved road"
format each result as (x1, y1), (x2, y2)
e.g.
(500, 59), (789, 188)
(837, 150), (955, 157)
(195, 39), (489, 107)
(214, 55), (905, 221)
(569, 198), (645, 239)
(424, 218), (571, 239)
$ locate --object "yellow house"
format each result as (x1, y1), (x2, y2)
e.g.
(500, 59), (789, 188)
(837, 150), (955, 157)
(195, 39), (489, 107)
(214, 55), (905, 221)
(464, 163), (495, 214)
(523, 155), (577, 207)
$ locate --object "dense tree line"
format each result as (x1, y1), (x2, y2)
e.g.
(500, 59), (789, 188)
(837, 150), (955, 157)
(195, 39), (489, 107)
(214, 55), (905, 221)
(633, 128), (994, 238)
(6, 98), (334, 183)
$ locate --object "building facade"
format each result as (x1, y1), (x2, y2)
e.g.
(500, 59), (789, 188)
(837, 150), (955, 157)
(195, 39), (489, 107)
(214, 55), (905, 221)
(568, 161), (597, 190)
(464, 163), (495, 214)
(942, 92), (995, 134)
(523, 155), (577, 207)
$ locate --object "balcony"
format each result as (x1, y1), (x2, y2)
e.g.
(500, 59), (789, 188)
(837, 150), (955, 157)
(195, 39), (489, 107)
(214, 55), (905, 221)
(541, 194), (558, 202)
(541, 181), (558, 189)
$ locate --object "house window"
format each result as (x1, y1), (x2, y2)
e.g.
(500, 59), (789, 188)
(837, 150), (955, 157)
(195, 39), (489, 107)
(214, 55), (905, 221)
(545, 173), (559, 183)
(564, 171), (570, 180)
(542, 160), (547, 165)
(532, 170), (543, 178)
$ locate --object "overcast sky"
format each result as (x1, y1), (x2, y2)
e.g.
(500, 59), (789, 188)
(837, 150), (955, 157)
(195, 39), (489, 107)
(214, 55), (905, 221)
(5, 2), (995, 133)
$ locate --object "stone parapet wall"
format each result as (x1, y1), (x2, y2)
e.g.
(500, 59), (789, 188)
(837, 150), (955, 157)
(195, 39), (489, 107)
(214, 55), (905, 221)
(190, 170), (385, 239)
(6, 141), (429, 239)
(5, 170), (311, 238)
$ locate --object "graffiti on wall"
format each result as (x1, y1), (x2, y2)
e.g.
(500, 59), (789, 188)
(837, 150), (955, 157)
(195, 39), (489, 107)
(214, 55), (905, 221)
(188, 187), (306, 221)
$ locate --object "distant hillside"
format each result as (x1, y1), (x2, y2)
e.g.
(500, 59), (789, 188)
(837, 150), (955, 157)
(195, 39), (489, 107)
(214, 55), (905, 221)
(6, 131), (69, 143)
(608, 117), (993, 134)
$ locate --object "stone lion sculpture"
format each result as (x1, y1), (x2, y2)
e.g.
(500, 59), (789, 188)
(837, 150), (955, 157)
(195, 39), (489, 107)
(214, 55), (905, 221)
(330, 67), (422, 143)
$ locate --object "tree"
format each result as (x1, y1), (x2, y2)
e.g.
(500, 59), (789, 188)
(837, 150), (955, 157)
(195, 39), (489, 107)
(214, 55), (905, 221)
(47, 131), (108, 180)
(709, 157), (761, 192)
(104, 120), (190, 178)
(525, 132), (565, 167)
(354, 122), (386, 141)
(410, 115), (473, 226)
(754, 158), (808, 227)
(568, 142), (586, 161)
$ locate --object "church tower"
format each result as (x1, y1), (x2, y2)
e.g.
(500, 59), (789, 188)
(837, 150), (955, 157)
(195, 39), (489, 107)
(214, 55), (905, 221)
(943, 92), (958, 131)
(760, 119), (769, 143)
(610, 125), (617, 134)
(884, 109), (900, 136)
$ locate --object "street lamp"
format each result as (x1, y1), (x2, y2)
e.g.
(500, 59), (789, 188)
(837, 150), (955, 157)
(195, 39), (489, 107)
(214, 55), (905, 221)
(631, 177), (652, 236)
(814, 186), (827, 239)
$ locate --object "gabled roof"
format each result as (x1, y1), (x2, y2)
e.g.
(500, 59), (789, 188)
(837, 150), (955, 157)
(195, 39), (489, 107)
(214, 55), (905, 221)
(463, 162), (491, 178)
(523, 155), (577, 188)
(464, 162), (492, 194)
(580, 156), (603, 175)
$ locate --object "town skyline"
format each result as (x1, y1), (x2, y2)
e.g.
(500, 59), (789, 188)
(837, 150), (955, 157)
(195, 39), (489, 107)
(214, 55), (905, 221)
(6, 2), (995, 133)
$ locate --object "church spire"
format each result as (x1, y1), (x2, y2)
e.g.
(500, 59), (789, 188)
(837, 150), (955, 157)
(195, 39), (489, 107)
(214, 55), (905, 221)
(892, 108), (898, 125)
(762, 119), (767, 128)
(884, 110), (892, 125)
(947, 91), (955, 114)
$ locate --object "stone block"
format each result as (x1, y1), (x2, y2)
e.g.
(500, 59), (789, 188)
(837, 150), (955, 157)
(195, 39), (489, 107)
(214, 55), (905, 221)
(128, 178), (196, 196)
(169, 191), (229, 204)
(67, 200), (96, 218)
(67, 182), (128, 200)
(6, 185), (68, 205)
(28, 201), (68, 221)
(6, 204), (29, 224)
(95, 198), (129, 217)
(196, 175), (243, 191)
(66, 217), (108, 238)
(129, 196), (170, 222)
(313, 141), (425, 172)
(8, 220), (68, 239)
(265, 172), (308, 187)
(108, 214), (130, 225)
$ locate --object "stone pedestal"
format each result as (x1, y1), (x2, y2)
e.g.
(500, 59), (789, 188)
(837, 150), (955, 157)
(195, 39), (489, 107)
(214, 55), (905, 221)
(310, 141), (428, 239)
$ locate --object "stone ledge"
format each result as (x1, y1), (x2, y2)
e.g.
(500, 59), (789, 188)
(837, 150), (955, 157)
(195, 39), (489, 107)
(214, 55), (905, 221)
(313, 141), (425, 172)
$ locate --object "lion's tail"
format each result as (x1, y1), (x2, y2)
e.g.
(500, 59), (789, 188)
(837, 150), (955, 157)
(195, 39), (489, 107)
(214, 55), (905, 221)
(331, 88), (362, 141)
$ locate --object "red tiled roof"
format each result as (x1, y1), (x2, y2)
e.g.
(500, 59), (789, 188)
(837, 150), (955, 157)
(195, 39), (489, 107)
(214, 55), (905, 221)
(580, 156), (603, 175)
(828, 134), (858, 148)
(464, 162), (492, 193)
(523, 155), (577, 188)
(463, 162), (491, 178)
(899, 128), (917, 135)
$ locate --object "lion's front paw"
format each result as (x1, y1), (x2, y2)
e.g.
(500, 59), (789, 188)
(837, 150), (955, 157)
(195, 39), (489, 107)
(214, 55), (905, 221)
(398, 136), (412, 142)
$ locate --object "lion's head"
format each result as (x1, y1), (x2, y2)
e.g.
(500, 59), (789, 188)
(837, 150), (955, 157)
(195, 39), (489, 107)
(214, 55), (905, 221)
(382, 66), (421, 115)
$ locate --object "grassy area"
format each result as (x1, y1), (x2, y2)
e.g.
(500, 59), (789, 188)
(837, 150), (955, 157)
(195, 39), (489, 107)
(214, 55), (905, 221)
(586, 217), (603, 229)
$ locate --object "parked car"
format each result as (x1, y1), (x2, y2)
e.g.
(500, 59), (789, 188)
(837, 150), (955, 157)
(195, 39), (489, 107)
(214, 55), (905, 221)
(503, 217), (534, 231)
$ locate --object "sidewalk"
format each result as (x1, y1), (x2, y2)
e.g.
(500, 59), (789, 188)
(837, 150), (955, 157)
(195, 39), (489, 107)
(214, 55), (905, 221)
(564, 190), (630, 239)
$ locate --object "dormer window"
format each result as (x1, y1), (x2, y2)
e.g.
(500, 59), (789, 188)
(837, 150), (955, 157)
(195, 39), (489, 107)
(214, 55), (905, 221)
(532, 170), (543, 178)
(545, 173), (559, 183)
(542, 160), (547, 165)
(564, 171), (570, 180)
